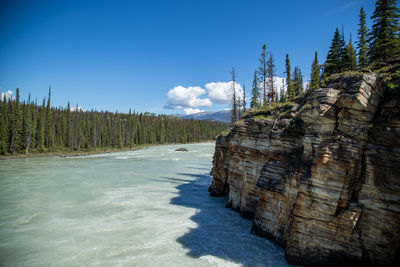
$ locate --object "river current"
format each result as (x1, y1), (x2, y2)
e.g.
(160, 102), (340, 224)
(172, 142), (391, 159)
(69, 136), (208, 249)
(0, 143), (291, 266)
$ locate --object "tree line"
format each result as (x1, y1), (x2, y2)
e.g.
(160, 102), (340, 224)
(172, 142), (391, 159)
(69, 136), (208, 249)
(229, 0), (399, 122)
(0, 88), (228, 155)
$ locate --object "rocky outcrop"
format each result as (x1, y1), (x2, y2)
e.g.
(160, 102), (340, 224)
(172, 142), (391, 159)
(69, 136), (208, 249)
(209, 73), (400, 266)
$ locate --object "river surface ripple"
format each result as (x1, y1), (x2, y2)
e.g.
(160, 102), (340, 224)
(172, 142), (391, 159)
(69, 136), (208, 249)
(0, 143), (291, 266)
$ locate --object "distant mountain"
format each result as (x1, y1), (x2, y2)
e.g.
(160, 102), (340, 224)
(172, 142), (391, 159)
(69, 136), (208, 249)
(179, 110), (231, 123)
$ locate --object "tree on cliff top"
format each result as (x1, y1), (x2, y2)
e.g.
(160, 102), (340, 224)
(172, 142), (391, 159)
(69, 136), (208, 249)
(231, 67), (237, 123)
(285, 54), (294, 99)
(309, 51), (321, 90)
(250, 70), (260, 108)
(344, 36), (358, 71)
(369, 0), (400, 62)
(267, 52), (276, 103)
(357, 7), (370, 67)
(279, 78), (286, 102)
(292, 66), (303, 96)
(242, 84), (246, 114)
(324, 28), (347, 77)
(257, 44), (268, 105)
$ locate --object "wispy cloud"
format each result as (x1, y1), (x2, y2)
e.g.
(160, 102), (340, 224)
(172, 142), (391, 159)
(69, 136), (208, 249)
(325, 1), (360, 15)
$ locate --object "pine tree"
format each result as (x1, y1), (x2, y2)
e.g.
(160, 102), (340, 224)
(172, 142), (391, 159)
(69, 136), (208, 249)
(0, 96), (10, 154)
(357, 7), (370, 67)
(45, 87), (53, 148)
(116, 116), (123, 148)
(257, 44), (268, 105)
(293, 67), (304, 96)
(325, 28), (347, 76)
(250, 70), (260, 108)
(66, 102), (72, 149)
(242, 84), (246, 113)
(279, 78), (286, 102)
(310, 51), (321, 90)
(30, 99), (38, 149)
(237, 96), (242, 118)
(9, 88), (23, 153)
(231, 67), (237, 123)
(344, 36), (358, 71)
(37, 98), (45, 152)
(267, 52), (275, 103)
(369, 0), (400, 62)
(23, 94), (33, 154)
(285, 54), (294, 99)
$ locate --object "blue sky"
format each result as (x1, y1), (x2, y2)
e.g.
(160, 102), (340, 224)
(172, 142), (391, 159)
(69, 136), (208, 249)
(0, 0), (375, 114)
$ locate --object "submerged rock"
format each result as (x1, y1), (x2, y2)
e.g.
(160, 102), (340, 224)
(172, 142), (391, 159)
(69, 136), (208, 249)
(209, 73), (400, 266)
(175, 148), (188, 152)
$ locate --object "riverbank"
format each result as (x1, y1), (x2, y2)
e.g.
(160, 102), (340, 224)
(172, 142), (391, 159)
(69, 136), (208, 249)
(0, 141), (216, 160)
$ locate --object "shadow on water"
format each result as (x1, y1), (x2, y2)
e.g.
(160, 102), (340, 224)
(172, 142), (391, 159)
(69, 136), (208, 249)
(170, 172), (291, 267)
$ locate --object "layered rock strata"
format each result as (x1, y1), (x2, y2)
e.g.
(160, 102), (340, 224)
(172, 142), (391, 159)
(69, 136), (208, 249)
(209, 73), (400, 266)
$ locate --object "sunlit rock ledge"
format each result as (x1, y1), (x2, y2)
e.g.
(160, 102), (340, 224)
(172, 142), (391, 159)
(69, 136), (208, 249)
(209, 73), (400, 266)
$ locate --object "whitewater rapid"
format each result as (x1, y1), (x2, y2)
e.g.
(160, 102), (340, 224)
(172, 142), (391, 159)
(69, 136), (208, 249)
(0, 143), (291, 266)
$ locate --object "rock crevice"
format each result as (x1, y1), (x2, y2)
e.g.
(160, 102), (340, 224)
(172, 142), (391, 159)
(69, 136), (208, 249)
(209, 73), (400, 266)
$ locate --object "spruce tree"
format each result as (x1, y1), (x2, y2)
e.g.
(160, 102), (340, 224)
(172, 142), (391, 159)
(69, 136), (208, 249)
(30, 99), (38, 149)
(267, 52), (275, 103)
(357, 7), (370, 67)
(279, 78), (286, 102)
(250, 70), (260, 108)
(23, 95), (33, 154)
(369, 0), (400, 62)
(344, 36), (358, 71)
(37, 98), (45, 152)
(242, 84), (246, 113)
(310, 51), (321, 90)
(65, 102), (72, 149)
(117, 117), (123, 148)
(45, 87), (53, 148)
(237, 96), (242, 118)
(325, 28), (347, 76)
(257, 44), (268, 105)
(9, 88), (23, 153)
(293, 67), (304, 96)
(285, 54), (294, 99)
(0, 96), (10, 154)
(231, 67), (237, 123)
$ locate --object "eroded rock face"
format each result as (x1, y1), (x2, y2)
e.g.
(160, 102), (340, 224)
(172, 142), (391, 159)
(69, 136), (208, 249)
(209, 73), (400, 266)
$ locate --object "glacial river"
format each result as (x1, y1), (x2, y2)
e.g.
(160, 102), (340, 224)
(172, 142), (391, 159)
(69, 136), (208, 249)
(0, 143), (290, 266)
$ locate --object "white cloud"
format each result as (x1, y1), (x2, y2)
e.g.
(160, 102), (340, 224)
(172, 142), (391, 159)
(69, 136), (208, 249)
(183, 108), (204, 115)
(205, 81), (243, 105)
(165, 85), (212, 109)
(0, 90), (14, 101)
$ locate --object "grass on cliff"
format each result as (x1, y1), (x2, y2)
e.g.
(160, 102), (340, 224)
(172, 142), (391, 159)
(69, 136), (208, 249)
(321, 58), (400, 98)
(242, 101), (297, 121)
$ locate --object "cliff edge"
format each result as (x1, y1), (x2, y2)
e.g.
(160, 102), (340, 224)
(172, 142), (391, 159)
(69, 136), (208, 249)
(209, 73), (400, 266)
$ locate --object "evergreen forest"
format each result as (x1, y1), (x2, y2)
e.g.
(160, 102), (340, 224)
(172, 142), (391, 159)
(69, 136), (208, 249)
(0, 88), (227, 155)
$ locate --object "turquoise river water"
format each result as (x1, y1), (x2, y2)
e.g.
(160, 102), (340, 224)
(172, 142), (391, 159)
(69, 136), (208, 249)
(0, 143), (291, 266)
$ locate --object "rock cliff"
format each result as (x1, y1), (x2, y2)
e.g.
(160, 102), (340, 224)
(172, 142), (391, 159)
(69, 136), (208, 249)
(209, 73), (400, 266)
